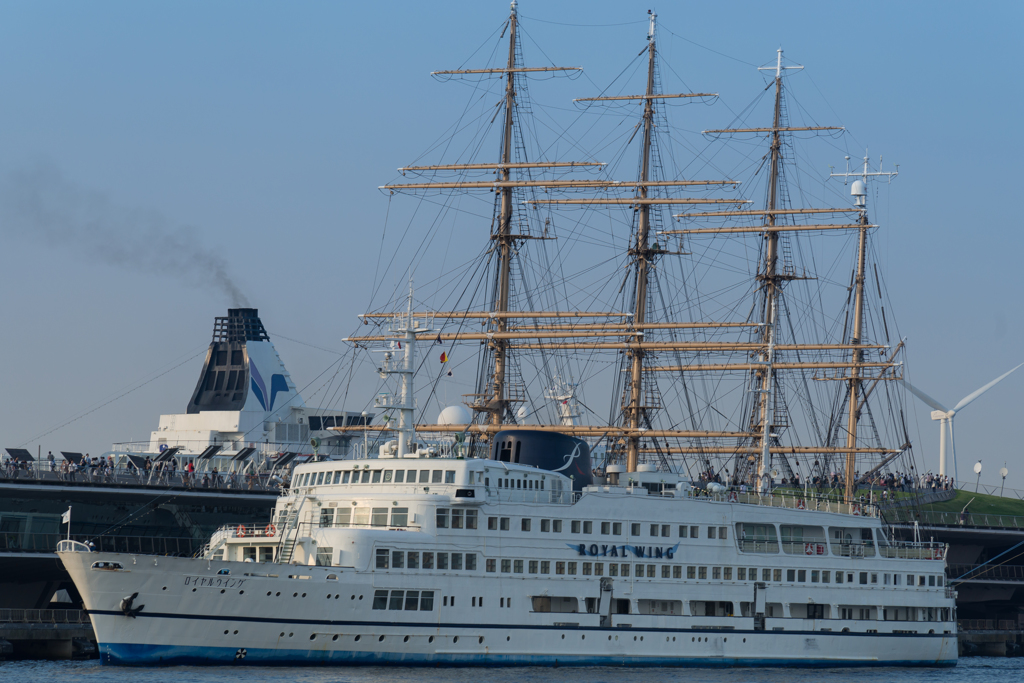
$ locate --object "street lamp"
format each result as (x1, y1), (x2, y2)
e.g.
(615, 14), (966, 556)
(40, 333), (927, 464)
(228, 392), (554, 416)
(1000, 464), (1009, 498)
(973, 460), (982, 493)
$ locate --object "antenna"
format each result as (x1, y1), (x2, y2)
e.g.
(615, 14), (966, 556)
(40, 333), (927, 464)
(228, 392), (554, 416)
(758, 48), (803, 80)
(830, 150), (898, 209)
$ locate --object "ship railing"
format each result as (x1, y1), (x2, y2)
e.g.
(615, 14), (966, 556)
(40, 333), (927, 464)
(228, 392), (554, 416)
(0, 609), (89, 624)
(736, 539), (780, 554)
(486, 488), (575, 505)
(877, 542), (946, 560)
(729, 491), (879, 517)
(0, 459), (284, 493)
(0, 531), (200, 556)
(959, 619), (1021, 631)
(56, 540), (92, 553)
(881, 507), (1024, 530)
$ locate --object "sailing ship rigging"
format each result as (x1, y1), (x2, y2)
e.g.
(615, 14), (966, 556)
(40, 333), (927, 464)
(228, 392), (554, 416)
(343, 3), (914, 504)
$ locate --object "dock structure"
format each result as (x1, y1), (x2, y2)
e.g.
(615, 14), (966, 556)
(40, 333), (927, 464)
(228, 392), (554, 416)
(0, 609), (95, 660)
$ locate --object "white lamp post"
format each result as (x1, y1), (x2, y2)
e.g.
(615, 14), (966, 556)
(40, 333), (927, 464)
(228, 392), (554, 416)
(973, 460), (982, 493)
(1000, 464), (1009, 498)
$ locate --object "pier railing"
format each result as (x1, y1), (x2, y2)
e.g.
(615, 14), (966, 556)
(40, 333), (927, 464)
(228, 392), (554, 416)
(0, 466), (282, 493)
(0, 609), (89, 624)
(882, 508), (1024, 530)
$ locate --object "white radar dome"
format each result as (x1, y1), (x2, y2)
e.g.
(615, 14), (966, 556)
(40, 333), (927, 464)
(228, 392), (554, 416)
(437, 404), (473, 426)
(850, 179), (866, 196)
(637, 463), (658, 472)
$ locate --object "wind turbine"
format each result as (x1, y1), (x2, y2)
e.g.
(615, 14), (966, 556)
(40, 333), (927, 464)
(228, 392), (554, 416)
(903, 363), (1023, 480)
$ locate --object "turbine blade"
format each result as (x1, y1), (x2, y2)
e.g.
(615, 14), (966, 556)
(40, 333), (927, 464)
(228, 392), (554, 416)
(901, 379), (948, 412)
(953, 362), (1024, 412)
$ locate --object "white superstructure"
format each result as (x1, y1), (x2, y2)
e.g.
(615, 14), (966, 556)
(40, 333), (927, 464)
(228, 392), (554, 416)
(57, 456), (957, 667)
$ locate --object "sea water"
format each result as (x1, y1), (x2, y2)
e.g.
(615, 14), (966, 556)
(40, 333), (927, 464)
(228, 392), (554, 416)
(1, 658), (1021, 683)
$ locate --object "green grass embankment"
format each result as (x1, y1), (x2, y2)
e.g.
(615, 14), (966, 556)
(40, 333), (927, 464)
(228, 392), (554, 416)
(921, 489), (1024, 517)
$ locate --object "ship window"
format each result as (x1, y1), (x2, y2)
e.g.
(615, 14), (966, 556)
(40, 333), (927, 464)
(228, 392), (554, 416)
(404, 590), (420, 611)
(260, 547), (274, 563)
(319, 508), (334, 527)
(436, 509), (449, 529)
(466, 554), (477, 570)
(452, 509), (464, 529)
(553, 520), (562, 533)
(687, 566), (696, 579)
(445, 471), (455, 483)
(333, 471), (342, 484)
(243, 547), (257, 562)
(737, 568), (746, 580)
(391, 508), (408, 527)
(690, 526), (699, 539)
(823, 571), (831, 583)
(872, 573), (878, 584)
(513, 559), (523, 573)
(316, 547), (333, 566)
(375, 549), (389, 569)
(452, 554), (463, 570)
(635, 564), (645, 577)
(555, 562), (565, 575)
(408, 552), (419, 569)
(613, 522), (622, 536)
(662, 565), (671, 579)
(649, 524), (658, 537)
(583, 562), (592, 576)
(437, 553), (449, 570)
(712, 567), (721, 580)
(661, 525), (670, 538)
(601, 522), (610, 535)
(609, 563), (619, 577)
(594, 563), (604, 576)
(389, 590), (404, 610)
(383, 470), (393, 482)
(835, 572), (844, 584)
(541, 519), (551, 532)
(619, 563), (629, 577)
(371, 508), (388, 526)
(308, 416), (322, 431)
(787, 569), (795, 582)
(937, 575), (944, 587)
(502, 559), (512, 573)
(488, 517), (498, 530)
(342, 471), (350, 484)
(529, 560), (539, 574)
(719, 527), (728, 540)
(316, 472), (325, 486)
(698, 567), (707, 580)
(708, 527), (717, 539)
(568, 562), (577, 576)
(432, 470), (443, 483)
(773, 569), (782, 582)
(361, 471), (371, 484)
(516, 480), (521, 489)
(394, 470), (405, 483)
(860, 572), (869, 585)
(798, 570), (806, 582)
(929, 575), (936, 587)
(521, 519), (531, 532)
(372, 590), (388, 609)
(423, 552), (434, 569)
(811, 570), (820, 583)
(486, 559), (496, 572)
(466, 510), (478, 529)
(336, 508), (351, 526)
(571, 521), (581, 534)
(371, 470), (382, 484)
(646, 565), (655, 578)
(583, 521), (592, 534)
(500, 518), (510, 531)
(322, 417), (335, 428)
(541, 561), (550, 574)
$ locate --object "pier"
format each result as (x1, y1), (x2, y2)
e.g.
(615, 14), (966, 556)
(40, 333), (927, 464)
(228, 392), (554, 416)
(0, 609), (95, 660)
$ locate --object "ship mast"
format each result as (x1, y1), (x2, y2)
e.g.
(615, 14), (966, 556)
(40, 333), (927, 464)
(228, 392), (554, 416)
(830, 154), (898, 501)
(753, 50), (803, 487)
(490, 1), (519, 426)
(623, 11), (659, 472)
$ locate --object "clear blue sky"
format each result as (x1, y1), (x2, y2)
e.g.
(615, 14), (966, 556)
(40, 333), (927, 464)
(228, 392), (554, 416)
(1, 1), (1022, 488)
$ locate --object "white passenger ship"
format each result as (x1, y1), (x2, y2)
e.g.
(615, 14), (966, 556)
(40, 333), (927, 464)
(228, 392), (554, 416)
(58, 452), (956, 666)
(58, 4), (957, 667)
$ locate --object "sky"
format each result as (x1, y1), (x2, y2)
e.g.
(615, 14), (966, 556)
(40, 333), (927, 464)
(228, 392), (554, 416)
(1, 1), (1022, 489)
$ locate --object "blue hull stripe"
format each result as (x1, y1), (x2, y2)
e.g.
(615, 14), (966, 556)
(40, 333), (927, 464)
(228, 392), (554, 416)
(86, 610), (951, 639)
(100, 642), (957, 668)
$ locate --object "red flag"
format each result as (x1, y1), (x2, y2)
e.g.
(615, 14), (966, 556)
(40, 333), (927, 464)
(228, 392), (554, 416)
(440, 352), (448, 363)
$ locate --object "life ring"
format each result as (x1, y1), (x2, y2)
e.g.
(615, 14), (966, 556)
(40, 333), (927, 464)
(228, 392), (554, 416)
(816, 544), (826, 555)
(265, 524), (277, 537)
(728, 491), (738, 503)
(804, 543), (814, 556)
(852, 504), (862, 516)
(236, 524), (246, 538)
(797, 499), (806, 510)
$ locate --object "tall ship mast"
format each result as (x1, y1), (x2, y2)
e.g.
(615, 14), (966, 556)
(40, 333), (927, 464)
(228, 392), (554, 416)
(57, 5), (956, 668)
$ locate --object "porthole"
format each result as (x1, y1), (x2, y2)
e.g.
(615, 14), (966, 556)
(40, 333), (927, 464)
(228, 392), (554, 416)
(276, 592), (281, 596)
(582, 635), (585, 640)
(672, 637), (676, 642)
(162, 587), (167, 591)
(478, 637), (484, 644)
(224, 630), (229, 635)
(332, 635), (339, 641)
(506, 636), (510, 641)
(743, 638), (747, 643)
(192, 588), (197, 592)
(692, 637), (695, 642)
(404, 636), (410, 643)
(453, 636), (459, 644)
(233, 630), (238, 635)
(608, 636), (612, 641)
(293, 593), (298, 597)
(326, 594), (331, 599)
(220, 589), (225, 594)
(379, 635), (385, 642)
(288, 632), (294, 637)
(335, 595), (340, 600)
(239, 590), (244, 595)
(355, 635), (361, 642)
(301, 593), (307, 598)
(724, 638), (727, 642)
(267, 592), (272, 596)
(310, 634), (316, 641)
(561, 634), (565, 640)
(280, 632), (285, 637)
(351, 595), (356, 600)
(429, 636), (434, 643)
(640, 636), (644, 641)
(634, 636), (638, 641)
(359, 595), (363, 600)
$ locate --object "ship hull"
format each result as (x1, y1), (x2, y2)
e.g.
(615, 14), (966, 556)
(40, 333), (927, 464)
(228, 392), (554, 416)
(60, 551), (957, 668)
